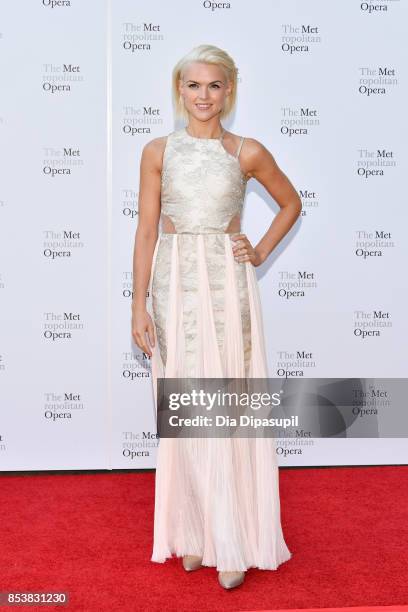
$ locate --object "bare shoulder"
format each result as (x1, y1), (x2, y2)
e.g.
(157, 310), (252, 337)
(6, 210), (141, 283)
(238, 136), (277, 181)
(241, 136), (274, 159)
(140, 135), (168, 172)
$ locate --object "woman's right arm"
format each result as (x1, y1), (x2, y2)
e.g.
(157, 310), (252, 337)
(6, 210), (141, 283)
(131, 137), (164, 357)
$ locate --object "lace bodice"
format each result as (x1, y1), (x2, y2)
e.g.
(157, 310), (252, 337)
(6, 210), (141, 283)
(160, 127), (248, 234)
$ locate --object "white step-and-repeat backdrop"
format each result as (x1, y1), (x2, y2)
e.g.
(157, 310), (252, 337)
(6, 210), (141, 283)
(1, 0), (407, 470)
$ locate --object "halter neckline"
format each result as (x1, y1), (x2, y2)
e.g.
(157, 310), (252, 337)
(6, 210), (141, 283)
(184, 126), (225, 141)
(179, 127), (248, 182)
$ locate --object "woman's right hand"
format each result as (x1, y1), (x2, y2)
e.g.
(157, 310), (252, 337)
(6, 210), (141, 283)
(131, 307), (155, 358)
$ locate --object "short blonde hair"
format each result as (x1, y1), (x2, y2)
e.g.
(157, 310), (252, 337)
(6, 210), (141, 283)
(172, 44), (239, 121)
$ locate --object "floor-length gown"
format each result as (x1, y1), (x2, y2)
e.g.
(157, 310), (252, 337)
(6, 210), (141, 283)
(146, 126), (292, 572)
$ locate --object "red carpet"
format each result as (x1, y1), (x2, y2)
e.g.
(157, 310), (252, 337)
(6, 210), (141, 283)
(248, 607), (408, 612)
(1, 466), (407, 611)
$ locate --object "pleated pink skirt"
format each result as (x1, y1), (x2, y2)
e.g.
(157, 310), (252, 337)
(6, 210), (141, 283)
(147, 233), (292, 572)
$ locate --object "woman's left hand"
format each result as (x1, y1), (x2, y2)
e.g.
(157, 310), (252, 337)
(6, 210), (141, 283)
(231, 234), (263, 267)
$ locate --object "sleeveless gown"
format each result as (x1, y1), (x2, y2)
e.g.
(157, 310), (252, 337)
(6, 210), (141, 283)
(146, 126), (292, 572)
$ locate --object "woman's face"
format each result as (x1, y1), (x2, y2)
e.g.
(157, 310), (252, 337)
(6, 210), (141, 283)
(178, 61), (232, 121)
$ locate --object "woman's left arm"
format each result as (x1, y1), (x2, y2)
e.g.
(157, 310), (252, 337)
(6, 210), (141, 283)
(232, 138), (302, 266)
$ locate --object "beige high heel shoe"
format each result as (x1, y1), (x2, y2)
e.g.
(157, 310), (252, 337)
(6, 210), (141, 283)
(218, 571), (245, 589)
(182, 555), (203, 571)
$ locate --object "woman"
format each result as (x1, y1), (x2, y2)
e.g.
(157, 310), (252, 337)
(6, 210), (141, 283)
(131, 44), (301, 590)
